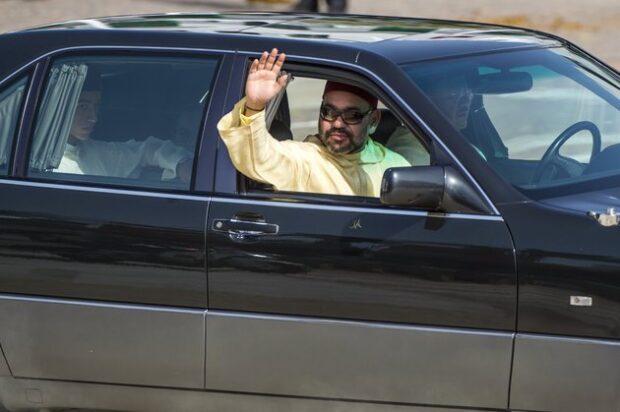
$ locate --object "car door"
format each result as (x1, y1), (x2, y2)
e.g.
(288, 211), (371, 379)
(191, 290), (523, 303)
(0, 48), (230, 389)
(205, 55), (517, 410)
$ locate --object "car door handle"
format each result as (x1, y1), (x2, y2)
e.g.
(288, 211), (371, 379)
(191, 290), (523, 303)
(212, 217), (279, 240)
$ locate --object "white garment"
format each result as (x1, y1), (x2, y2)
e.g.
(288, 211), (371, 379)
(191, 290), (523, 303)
(56, 136), (191, 180)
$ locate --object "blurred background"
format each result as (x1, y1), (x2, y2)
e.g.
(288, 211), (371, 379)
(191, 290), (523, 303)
(0, 0), (617, 69)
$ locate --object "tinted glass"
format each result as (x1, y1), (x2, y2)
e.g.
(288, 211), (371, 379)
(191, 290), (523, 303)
(403, 48), (620, 198)
(28, 55), (219, 191)
(0, 76), (29, 175)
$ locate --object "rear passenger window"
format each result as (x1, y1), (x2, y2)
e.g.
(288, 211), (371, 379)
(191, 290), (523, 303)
(0, 76), (29, 175)
(27, 55), (219, 191)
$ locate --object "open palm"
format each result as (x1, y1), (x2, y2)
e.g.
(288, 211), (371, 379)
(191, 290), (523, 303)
(245, 48), (288, 110)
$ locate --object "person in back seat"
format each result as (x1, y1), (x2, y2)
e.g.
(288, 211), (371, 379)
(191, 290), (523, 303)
(54, 72), (193, 182)
(217, 48), (409, 198)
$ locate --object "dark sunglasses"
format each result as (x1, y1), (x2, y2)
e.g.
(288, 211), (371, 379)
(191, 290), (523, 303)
(319, 104), (373, 125)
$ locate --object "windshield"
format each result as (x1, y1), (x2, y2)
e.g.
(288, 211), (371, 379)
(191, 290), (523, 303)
(402, 47), (620, 199)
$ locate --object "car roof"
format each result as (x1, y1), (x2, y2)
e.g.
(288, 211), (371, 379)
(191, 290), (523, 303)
(19, 12), (562, 64)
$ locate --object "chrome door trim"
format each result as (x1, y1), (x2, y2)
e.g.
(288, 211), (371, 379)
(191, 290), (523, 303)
(0, 178), (211, 202)
(211, 196), (504, 221)
(0, 293), (207, 312)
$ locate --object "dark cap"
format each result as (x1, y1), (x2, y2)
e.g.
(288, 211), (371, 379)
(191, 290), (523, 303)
(323, 81), (378, 109)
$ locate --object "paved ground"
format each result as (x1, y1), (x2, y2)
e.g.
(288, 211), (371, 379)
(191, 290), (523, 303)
(0, 0), (618, 68)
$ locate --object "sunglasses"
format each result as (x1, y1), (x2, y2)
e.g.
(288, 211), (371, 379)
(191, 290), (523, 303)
(319, 104), (373, 125)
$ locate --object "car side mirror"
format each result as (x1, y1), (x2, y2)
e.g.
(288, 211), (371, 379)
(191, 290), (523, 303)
(380, 166), (494, 214)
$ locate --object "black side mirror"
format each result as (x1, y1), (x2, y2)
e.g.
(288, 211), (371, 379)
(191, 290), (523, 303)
(380, 166), (494, 214)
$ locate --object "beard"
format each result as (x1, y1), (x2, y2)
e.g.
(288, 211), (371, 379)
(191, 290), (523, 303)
(320, 126), (363, 154)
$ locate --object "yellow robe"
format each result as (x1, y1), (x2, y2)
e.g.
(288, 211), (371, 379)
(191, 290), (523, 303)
(217, 98), (410, 197)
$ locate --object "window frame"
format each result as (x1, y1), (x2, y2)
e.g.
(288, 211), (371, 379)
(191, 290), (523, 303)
(235, 59), (437, 208)
(214, 56), (501, 217)
(10, 46), (233, 195)
(0, 72), (33, 177)
(0, 59), (40, 179)
(402, 46), (620, 200)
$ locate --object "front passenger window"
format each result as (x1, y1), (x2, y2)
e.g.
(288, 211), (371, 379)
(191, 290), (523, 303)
(27, 55), (219, 191)
(282, 76), (430, 167)
(242, 74), (430, 198)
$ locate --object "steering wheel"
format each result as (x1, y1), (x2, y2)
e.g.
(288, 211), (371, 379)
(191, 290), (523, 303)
(531, 121), (601, 184)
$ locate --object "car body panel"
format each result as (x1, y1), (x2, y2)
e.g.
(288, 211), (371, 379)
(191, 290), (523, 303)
(0, 181), (208, 307)
(0, 295), (206, 388)
(510, 333), (620, 412)
(0, 376), (496, 412)
(499, 201), (620, 340)
(205, 311), (513, 409)
(207, 198), (516, 329)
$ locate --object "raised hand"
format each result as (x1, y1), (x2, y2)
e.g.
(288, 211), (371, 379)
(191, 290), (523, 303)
(245, 48), (287, 111)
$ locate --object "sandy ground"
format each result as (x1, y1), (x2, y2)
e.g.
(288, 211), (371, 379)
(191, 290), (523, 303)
(0, 0), (617, 68)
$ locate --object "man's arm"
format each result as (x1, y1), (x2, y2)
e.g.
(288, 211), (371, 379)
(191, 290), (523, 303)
(217, 48), (309, 190)
(217, 97), (306, 189)
(137, 137), (192, 180)
(89, 137), (191, 180)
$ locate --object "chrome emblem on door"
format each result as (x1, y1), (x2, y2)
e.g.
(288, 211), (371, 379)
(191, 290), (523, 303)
(570, 296), (593, 306)
(348, 218), (362, 230)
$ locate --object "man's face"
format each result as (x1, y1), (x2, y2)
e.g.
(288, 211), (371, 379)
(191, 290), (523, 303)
(69, 91), (101, 141)
(427, 76), (473, 131)
(318, 90), (379, 155)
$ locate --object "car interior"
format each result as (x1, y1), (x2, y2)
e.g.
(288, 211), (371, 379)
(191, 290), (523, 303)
(27, 59), (216, 188)
(92, 61), (208, 152)
(244, 82), (421, 195)
(473, 100), (620, 188)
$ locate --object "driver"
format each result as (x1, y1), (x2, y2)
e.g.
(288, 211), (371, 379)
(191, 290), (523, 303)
(426, 73), (474, 132)
(55, 71), (193, 182)
(217, 48), (410, 197)
(386, 72), (474, 163)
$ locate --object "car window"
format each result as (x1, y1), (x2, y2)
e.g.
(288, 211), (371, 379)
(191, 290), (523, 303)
(247, 74), (430, 199)
(484, 64), (620, 162)
(0, 76), (29, 175)
(403, 47), (620, 197)
(27, 55), (219, 191)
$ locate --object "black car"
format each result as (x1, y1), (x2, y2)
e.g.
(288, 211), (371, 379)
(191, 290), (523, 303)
(0, 12), (618, 412)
